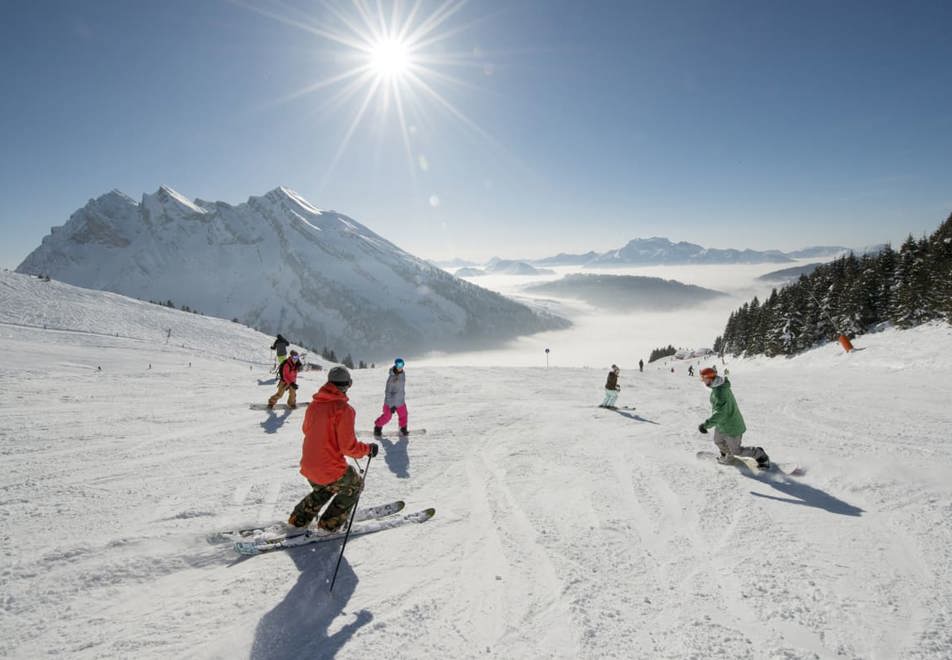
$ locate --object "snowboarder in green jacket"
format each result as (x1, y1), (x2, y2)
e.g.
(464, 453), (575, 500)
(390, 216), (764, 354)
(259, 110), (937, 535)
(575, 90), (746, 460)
(697, 367), (770, 468)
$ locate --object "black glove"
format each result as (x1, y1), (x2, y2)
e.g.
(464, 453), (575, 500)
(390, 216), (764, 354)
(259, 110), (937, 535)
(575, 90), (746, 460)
(368, 443), (379, 458)
(390, 406), (397, 413)
(290, 383), (299, 390)
(698, 423), (708, 434)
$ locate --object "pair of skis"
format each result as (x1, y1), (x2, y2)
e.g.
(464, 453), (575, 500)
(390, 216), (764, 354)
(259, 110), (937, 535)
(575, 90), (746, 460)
(213, 501), (435, 556)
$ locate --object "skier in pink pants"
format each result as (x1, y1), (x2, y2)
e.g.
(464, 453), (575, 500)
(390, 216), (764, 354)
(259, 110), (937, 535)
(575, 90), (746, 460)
(374, 358), (409, 436)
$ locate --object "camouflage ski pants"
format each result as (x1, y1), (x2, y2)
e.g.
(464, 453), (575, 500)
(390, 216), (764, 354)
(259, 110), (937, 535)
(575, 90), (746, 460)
(268, 381), (297, 408)
(712, 429), (767, 462)
(289, 465), (363, 531)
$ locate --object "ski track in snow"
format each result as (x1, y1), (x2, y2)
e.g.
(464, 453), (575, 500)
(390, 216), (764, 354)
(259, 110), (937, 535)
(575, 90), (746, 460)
(2, 271), (952, 658)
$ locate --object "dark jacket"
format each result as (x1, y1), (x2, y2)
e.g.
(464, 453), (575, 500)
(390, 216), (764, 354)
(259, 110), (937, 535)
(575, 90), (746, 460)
(605, 370), (619, 390)
(271, 334), (289, 357)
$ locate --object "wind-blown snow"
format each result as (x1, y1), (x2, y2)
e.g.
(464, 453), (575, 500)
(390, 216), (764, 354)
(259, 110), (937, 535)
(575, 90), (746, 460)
(2, 270), (951, 658)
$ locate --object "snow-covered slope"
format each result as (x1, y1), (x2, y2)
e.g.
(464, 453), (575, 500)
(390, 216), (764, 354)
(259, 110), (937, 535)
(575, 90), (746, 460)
(16, 186), (566, 360)
(3, 271), (952, 658)
(0, 270), (317, 366)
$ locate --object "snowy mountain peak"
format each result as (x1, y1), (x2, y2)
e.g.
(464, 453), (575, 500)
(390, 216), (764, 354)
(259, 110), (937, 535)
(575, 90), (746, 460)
(254, 186), (325, 217)
(18, 186), (567, 358)
(141, 185), (207, 217)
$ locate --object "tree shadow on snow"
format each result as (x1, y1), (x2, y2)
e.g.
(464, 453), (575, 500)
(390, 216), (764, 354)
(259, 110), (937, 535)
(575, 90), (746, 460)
(379, 436), (410, 479)
(251, 547), (371, 660)
(612, 410), (660, 425)
(260, 409), (292, 434)
(740, 469), (864, 517)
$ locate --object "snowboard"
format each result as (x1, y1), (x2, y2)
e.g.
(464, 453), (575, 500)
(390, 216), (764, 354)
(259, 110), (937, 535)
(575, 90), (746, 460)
(233, 507), (436, 555)
(209, 500), (405, 544)
(696, 450), (805, 477)
(361, 428), (427, 439)
(249, 402), (309, 411)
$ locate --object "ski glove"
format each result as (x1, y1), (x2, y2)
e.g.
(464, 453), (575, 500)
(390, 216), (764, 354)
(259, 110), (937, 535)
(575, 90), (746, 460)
(698, 423), (708, 434)
(368, 443), (379, 458)
(390, 406), (397, 413)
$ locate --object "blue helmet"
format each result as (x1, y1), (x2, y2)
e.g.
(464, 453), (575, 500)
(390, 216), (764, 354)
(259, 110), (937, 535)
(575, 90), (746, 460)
(394, 358), (405, 369)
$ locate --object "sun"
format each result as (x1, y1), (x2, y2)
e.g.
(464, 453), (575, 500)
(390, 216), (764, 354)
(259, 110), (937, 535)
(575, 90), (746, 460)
(242, 0), (493, 189)
(369, 38), (411, 79)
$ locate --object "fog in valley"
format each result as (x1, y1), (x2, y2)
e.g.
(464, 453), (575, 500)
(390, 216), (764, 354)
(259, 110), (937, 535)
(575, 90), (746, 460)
(418, 261), (825, 369)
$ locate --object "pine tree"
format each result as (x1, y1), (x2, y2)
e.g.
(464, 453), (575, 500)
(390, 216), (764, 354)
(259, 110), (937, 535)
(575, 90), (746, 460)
(929, 213), (952, 322)
(891, 235), (927, 327)
(342, 354), (355, 368)
(746, 297), (765, 355)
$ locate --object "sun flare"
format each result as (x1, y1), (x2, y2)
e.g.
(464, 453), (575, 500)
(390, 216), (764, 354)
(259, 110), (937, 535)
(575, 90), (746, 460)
(369, 38), (411, 79)
(244, 0), (491, 189)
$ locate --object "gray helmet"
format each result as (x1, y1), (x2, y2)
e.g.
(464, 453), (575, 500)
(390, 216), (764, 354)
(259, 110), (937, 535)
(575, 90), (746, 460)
(327, 366), (352, 387)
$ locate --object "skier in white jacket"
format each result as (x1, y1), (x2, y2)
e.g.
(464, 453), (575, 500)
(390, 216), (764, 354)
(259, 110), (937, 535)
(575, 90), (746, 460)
(373, 358), (409, 436)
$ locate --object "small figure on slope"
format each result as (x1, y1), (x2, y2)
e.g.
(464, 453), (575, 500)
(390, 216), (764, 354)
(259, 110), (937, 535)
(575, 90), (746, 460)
(688, 365), (694, 377)
(638, 359), (644, 373)
(599, 364), (621, 409)
(374, 358), (409, 436)
(287, 366), (379, 536)
(697, 367), (770, 468)
(270, 334), (290, 369)
(267, 350), (302, 409)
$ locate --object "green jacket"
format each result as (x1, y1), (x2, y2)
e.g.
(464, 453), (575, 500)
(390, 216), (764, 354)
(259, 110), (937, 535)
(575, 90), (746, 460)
(703, 378), (746, 437)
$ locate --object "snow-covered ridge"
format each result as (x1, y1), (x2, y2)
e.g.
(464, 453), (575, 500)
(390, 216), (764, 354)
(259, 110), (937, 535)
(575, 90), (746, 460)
(17, 186), (568, 360)
(0, 270), (316, 366)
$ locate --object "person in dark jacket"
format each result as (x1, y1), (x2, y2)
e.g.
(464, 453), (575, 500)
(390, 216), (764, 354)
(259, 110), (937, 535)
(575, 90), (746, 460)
(638, 359), (644, 373)
(268, 350), (302, 409)
(271, 334), (290, 367)
(374, 358), (409, 436)
(599, 364), (621, 409)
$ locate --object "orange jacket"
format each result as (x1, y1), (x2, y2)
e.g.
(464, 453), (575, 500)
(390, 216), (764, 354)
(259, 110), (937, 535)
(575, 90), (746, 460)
(299, 383), (371, 485)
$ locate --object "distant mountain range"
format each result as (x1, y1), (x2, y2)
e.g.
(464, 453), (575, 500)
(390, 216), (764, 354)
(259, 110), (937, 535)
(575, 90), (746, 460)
(17, 186), (568, 359)
(443, 239), (867, 270)
(524, 274), (727, 311)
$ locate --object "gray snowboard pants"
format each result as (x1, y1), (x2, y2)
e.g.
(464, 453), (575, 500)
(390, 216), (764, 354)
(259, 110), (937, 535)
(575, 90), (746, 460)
(713, 429), (768, 461)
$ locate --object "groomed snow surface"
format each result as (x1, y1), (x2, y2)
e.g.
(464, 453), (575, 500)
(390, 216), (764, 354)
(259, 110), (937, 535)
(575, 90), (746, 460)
(2, 271), (951, 659)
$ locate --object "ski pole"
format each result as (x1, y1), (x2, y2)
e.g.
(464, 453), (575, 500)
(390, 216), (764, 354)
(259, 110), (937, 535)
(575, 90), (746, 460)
(330, 454), (372, 592)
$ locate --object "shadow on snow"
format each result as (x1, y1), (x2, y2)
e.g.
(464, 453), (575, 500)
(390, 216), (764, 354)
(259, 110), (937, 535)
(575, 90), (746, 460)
(612, 409), (660, 425)
(739, 468), (864, 517)
(260, 408), (292, 434)
(379, 436), (410, 479)
(250, 547), (371, 660)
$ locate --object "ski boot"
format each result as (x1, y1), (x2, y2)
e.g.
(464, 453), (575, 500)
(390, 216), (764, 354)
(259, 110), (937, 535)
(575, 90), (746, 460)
(373, 426), (383, 437)
(285, 514), (310, 537)
(400, 426), (409, 436)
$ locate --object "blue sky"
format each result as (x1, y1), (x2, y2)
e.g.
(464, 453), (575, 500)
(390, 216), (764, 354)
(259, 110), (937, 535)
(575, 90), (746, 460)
(2, 0), (951, 268)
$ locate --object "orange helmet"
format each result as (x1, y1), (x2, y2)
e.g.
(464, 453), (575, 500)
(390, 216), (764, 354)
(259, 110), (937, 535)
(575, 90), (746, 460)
(699, 367), (717, 380)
